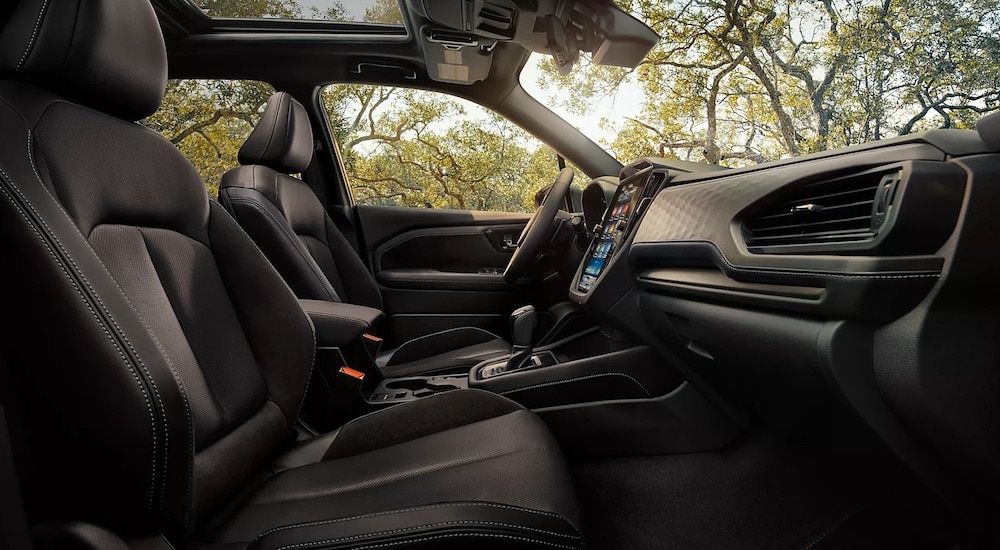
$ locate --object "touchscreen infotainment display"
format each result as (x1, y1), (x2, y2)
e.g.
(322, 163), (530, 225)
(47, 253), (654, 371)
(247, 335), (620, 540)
(576, 169), (652, 293)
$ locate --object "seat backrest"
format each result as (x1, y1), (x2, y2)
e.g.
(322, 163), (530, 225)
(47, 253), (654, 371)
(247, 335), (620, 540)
(219, 93), (383, 309)
(0, 0), (314, 540)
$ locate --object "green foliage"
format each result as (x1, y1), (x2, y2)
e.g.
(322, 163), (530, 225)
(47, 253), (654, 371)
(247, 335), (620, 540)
(142, 79), (274, 196)
(322, 85), (562, 212)
(198, 0), (394, 21)
(144, 0), (999, 208)
(539, 0), (1000, 167)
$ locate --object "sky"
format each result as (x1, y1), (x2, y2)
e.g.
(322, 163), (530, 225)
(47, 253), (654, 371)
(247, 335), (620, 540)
(519, 54), (644, 152)
(291, 1), (645, 155)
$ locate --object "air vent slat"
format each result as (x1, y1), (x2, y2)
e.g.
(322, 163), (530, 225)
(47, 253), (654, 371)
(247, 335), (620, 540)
(783, 185), (880, 205)
(750, 214), (875, 236)
(747, 229), (877, 245)
(753, 200), (875, 223)
(744, 170), (900, 250)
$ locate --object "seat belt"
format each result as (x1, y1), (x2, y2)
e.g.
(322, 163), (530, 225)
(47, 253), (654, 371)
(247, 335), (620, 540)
(0, 404), (32, 550)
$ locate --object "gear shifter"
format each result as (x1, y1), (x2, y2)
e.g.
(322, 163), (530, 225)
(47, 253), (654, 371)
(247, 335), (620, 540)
(506, 305), (537, 371)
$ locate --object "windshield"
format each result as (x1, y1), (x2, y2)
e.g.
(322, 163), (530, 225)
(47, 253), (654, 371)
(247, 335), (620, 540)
(521, 0), (1000, 168)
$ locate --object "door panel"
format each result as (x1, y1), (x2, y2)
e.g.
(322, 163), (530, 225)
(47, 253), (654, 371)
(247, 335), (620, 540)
(357, 206), (530, 250)
(356, 205), (533, 347)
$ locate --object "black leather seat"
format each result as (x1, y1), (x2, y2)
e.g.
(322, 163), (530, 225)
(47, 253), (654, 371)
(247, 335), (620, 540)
(0, 0), (581, 548)
(219, 93), (510, 377)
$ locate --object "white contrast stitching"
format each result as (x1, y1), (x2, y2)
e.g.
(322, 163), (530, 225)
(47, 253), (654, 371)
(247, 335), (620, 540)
(0, 174), (160, 511)
(28, 126), (195, 520)
(16, 0), (50, 71)
(264, 520), (578, 548)
(16, 128), (171, 511)
(802, 507), (864, 550)
(252, 502), (572, 541)
(501, 373), (652, 398)
(279, 532), (577, 550)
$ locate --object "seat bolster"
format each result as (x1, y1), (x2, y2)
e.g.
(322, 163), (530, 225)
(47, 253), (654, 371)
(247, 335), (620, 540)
(323, 389), (523, 460)
(219, 178), (341, 302)
(249, 501), (582, 550)
(269, 430), (340, 474)
(0, 96), (193, 538)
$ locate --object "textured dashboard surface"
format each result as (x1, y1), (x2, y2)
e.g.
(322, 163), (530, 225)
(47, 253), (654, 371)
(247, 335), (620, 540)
(634, 172), (767, 244)
(634, 143), (943, 246)
(630, 143), (952, 277)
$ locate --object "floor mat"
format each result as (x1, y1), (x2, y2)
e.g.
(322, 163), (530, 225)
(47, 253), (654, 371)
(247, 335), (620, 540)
(571, 435), (957, 549)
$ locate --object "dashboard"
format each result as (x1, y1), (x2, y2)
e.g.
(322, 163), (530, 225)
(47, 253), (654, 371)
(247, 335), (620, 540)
(567, 127), (1000, 522)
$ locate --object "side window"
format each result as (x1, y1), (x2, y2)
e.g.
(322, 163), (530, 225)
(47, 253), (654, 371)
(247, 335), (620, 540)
(142, 79), (275, 196)
(321, 84), (562, 213)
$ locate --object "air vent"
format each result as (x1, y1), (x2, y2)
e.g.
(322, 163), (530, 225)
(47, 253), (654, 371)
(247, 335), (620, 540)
(744, 170), (901, 249)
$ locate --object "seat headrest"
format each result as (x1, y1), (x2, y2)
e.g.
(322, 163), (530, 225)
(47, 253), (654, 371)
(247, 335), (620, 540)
(0, 0), (167, 121)
(239, 92), (314, 174)
(977, 111), (1000, 152)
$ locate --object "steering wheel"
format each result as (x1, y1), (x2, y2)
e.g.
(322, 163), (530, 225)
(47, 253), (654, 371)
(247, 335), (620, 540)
(503, 167), (575, 283)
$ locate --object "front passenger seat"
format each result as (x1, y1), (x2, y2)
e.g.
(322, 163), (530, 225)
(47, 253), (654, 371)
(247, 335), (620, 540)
(219, 92), (511, 377)
(0, 0), (582, 547)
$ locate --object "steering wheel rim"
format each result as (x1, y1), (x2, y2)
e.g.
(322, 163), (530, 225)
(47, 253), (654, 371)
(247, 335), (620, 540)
(503, 167), (575, 283)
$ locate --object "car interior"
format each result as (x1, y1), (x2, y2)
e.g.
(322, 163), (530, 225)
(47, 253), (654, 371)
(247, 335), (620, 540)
(0, 0), (998, 549)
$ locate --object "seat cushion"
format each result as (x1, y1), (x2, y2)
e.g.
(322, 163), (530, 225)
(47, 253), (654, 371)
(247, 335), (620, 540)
(206, 390), (582, 549)
(377, 328), (510, 377)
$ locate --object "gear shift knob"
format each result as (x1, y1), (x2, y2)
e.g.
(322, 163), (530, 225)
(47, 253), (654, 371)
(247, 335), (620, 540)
(509, 305), (536, 348)
(507, 305), (536, 371)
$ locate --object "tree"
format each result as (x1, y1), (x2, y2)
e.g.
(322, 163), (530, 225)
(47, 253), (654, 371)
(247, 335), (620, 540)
(322, 84), (560, 212)
(142, 79), (274, 195)
(537, 0), (1000, 167)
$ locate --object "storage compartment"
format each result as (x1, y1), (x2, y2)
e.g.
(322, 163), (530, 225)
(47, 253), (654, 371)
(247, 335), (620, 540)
(368, 375), (468, 403)
(639, 292), (842, 432)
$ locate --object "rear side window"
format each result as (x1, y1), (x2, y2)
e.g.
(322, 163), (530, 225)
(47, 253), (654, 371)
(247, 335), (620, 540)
(143, 79), (275, 196)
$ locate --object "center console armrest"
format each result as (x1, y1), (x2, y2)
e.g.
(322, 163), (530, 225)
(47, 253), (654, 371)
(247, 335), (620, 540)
(299, 299), (383, 348)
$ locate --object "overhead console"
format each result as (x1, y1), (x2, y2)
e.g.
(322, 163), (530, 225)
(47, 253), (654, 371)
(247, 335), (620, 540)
(407, 0), (659, 83)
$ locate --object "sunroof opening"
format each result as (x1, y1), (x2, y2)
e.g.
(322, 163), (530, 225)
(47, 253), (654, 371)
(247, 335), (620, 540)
(195, 0), (404, 25)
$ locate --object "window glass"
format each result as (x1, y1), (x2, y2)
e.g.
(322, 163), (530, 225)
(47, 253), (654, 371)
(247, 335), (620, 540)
(522, 0), (1000, 168)
(322, 84), (564, 212)
(142, 79), (275, 196)
(194, 0), (403, 24)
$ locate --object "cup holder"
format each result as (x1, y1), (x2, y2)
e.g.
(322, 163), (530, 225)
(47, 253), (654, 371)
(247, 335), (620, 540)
(384, 378), (460, 394)
(385, 379), (427, 391)
(371, 375), (467, 404)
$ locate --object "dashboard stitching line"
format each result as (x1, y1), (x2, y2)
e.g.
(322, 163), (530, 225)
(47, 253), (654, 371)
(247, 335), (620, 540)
(639, 241), (941, 280)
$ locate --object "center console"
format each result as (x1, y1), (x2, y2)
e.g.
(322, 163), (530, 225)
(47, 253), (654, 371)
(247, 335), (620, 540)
(298, 164), (736, 455)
